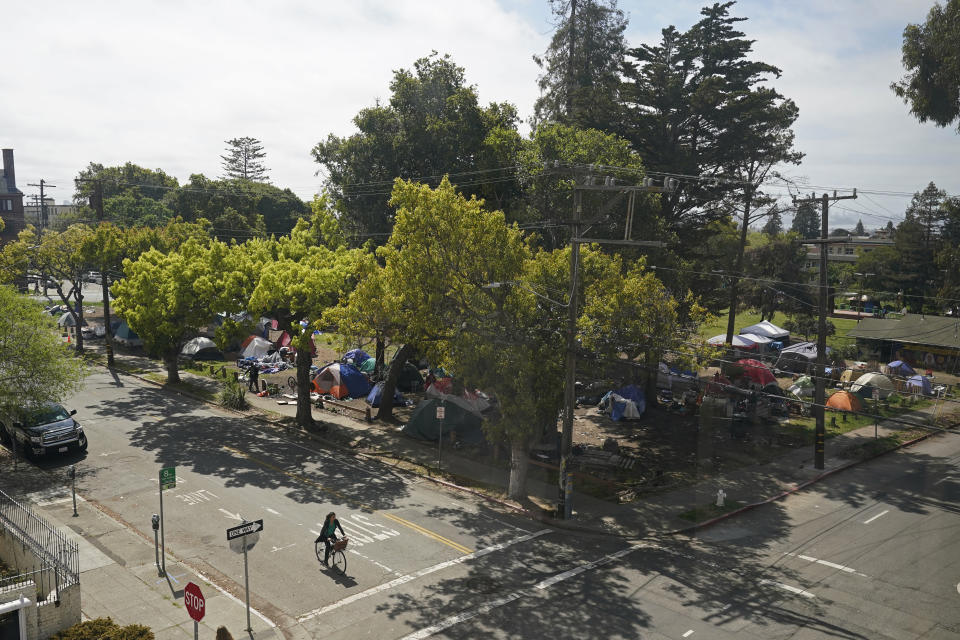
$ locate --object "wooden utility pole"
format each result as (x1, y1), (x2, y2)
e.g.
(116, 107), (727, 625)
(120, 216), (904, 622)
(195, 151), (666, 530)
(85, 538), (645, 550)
(27, 179), (56, 229)
(792, 189), (857, 469)
(566, 0), (577, 119)
(558, 175), (667, 519)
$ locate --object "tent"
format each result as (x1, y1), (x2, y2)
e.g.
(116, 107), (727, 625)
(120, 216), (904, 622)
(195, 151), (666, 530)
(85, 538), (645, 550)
(738, 333), (774, 352)
(887, 360), (915, 377)
(906, 374), (933, 395)
(707, 334), (758, 349)
(850, 372), (896, 399)
(826, 391), (862, 412)
(739, 320), (789, 340)
(397, 362), (424, 392)
(56, 312), (87, 328)
(366, 382), (405, 408)
(181, 337), (223, 360)
(112, 320), (142, 347)
(599, 385), (646, 421)
(775, 342), (830, 373)
(787, 375), (814, 397)
(343, 349), (371, 364)
(311, 362), (370, 399)
(735, 359), (776, 387)
(425, 384), (491, 415)
(359, 357), (377, 374)
(402, 398), (485, 445)
(241, 336), (274, 359)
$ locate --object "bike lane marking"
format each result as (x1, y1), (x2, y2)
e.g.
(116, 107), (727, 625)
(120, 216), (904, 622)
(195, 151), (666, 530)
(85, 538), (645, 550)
(297, 528), (551, 623)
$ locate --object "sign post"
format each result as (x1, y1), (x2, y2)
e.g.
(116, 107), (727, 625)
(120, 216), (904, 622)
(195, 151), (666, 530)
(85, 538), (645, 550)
(436, 401), (445, 472)
(227, 518), (263, 634)
(873, 388), (880, 439)
(158, 467), (175, 577)
(184, 581), (205, 640)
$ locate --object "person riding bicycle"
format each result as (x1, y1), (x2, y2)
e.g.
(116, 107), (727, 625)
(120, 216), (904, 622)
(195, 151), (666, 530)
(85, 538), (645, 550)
(315, 512), (345, 566)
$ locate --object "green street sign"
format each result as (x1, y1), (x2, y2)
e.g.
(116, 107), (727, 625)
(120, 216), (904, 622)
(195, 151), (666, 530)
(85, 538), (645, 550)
(159, 467), (176, 491)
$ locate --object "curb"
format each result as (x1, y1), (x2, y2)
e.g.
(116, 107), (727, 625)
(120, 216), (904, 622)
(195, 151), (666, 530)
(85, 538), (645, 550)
(668, 427), (941, 535)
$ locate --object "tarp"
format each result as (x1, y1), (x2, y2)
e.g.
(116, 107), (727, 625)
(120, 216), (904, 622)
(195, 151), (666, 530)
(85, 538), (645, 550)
(112, 320), (142, 346)
(735, 359), (776, 387)
(359, 357), (377, 374)
(344, 349), (371, 364)
(794, 375), (814, 388)
(850, 372), (896, 399)
(241, 336), (274, 359)
(738, 320), (789, 339)
(826, 391), (862, 412)
(906, 374), (932, 395)
(599, 385), (646, 420)
(181, 337), (222, 360)
(402, 398), (485, 445)
(707, 334), (758, 348)
(311, 362), (370, 399)
(887, 360), (915, 376)
(366, 382), (405, 407)
(775, 342), (831, 373)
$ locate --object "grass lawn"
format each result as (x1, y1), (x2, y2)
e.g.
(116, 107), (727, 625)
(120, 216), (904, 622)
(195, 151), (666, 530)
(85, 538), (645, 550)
(781, 396), (933, 445)
(700, 310), (859, 350)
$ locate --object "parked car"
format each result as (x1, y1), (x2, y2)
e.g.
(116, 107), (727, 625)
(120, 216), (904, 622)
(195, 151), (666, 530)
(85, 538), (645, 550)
(84, 271), (102, 283)
(0, 402), (87, 458)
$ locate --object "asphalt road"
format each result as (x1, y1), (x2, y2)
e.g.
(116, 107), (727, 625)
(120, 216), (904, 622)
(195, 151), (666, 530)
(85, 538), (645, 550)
(24, 369), (960, 639)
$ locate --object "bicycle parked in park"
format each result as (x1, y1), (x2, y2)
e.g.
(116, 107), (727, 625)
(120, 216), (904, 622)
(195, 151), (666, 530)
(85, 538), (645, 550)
(316, 536), (349, 574)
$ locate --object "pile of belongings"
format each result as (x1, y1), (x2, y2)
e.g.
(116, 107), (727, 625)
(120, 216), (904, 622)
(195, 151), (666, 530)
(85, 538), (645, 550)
(236, 334), (292, 374)
(366, 382), (408, 408)
(598, 385), (646, 421)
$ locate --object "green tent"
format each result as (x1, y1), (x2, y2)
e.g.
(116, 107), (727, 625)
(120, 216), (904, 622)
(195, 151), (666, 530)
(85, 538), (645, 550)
(402, 398), (485, 445)
(397, 361), (424, 392)
(359, 357), (376, 373)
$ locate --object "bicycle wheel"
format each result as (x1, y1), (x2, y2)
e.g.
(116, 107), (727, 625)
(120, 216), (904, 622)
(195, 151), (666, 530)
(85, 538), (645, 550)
(287, 376), (297, 392)
(315, 539), (324, 564)
(332, 549), (347, 575)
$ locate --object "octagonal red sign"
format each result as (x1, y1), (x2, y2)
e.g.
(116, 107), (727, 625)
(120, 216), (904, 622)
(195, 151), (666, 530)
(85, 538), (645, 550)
(184, 581), (205, 622)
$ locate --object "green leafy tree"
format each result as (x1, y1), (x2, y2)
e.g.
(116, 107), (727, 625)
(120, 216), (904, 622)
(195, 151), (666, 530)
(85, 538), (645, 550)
(79, 223), (128, 366)
(891, 0), (960, 132)
(893, 216), (937, 311)
(0, 286), (85, 416)
(221, 137), (270, 182)
(72, 162), (179, 228)
(790, 202), (820, 239)
(855, 245), (900, 303)
(312, 53), (521, 240)
(532, 0), (628, 129)
(741, 232), (810, 320)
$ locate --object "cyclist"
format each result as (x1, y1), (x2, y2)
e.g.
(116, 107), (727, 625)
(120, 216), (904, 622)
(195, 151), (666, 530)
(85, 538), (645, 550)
(315, 512), (345, 566)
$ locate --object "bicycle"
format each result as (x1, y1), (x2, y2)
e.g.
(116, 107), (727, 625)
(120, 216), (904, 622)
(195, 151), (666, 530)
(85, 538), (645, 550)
(315, 536), (348, 574)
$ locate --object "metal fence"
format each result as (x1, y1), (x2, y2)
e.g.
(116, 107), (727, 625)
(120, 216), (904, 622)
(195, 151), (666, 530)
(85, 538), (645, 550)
(0, 489), (79, 599)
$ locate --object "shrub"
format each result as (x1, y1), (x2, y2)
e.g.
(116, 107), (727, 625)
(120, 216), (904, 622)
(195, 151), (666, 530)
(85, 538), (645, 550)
(218, 378), (248, 410)
(52, 618), (154, 640)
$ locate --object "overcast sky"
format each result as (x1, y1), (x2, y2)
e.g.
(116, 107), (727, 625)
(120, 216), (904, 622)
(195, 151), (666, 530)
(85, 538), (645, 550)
(2, 0), (956, 229)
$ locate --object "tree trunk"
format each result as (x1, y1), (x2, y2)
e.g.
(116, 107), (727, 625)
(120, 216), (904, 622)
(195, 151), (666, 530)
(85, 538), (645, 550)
(375, 336), (385, 381)
(295, 330), (315, 430)
(72, 287), (85, 353)
(377, 343), (412, 421)
(164, 350), (181, 385)
(724, 189), (754, 345)
(507, 439), (530, 501)
(101, 272), (114, 367)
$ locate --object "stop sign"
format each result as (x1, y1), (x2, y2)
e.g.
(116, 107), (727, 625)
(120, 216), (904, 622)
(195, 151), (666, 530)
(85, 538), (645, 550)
(184, 582), (205, 622)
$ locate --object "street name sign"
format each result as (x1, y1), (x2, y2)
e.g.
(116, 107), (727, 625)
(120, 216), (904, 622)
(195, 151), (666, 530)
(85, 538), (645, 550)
(184, 582), (205, 622)
(227, 519), (264, 540)
(159, 467), (176, 491)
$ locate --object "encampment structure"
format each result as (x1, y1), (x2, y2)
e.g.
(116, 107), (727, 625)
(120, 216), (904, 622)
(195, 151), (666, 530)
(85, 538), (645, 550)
(847, 314), (960, 373)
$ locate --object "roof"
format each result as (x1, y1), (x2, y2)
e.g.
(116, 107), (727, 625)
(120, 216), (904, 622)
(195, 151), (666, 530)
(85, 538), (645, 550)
(738, 320), (789, 339)
(846, 314), (960, 350)
(0, 170), (22, 195)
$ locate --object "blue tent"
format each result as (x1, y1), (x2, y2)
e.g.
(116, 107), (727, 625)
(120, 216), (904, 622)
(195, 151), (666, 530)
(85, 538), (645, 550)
(888, 360), (915, 376)
(366, 382), (405, 407)
(344, 349), (371, 364)
(906, 374), (932, 395)
(599, 385), (646, 421)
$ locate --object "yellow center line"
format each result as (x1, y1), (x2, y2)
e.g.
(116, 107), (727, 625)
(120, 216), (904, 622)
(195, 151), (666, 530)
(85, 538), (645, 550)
(221, 446), (473, 555)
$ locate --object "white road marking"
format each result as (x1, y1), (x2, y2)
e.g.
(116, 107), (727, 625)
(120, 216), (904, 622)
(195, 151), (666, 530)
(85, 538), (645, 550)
(534, 545), (638, 590)
(265, 508), (280, 515)
(190, 566), (276, 628)
(956, 582), (960, 596)
(934, 476), (954, 485)
(99, 450), (120, 457)
(785, 552), (861, 575)
(270, 544), (296, 553)
(759, 579), (816, 599)
(863, 509), (889, 524)
(683, 631), (695, 638)
(309, 529), (321, 537)
(218, 509), (243, 521)
(297, 528), (552, 623)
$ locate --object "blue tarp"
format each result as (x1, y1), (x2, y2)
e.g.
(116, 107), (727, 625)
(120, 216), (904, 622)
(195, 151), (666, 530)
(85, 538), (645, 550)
(888, 360), (915, 376)
(906, 374), (932, 395)
(344, 349), (371, 364)
(599, 385), (646, 421)
(366, 382), (405, 407)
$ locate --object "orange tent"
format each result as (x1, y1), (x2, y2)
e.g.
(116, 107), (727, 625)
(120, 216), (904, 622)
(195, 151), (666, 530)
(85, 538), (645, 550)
(826, 390), (862, 412)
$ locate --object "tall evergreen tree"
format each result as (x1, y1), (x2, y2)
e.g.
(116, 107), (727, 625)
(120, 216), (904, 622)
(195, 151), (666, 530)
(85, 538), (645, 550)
(790, 202), (820, 239)
(854, 219), (865, 235)
(905, 181), (947, 248)
(761, 207), (783, 235)
(532, 0), (628, 130)
(221, 137), (270, 182)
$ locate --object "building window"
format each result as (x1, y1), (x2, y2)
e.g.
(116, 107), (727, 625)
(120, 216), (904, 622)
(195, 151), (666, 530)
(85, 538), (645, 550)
(845, 247), (855, 255)
(0, 199), (11, 212)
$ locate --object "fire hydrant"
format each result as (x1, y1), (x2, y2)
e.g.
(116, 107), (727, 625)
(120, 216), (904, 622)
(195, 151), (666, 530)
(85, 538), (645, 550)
(716, 488), (726, 507)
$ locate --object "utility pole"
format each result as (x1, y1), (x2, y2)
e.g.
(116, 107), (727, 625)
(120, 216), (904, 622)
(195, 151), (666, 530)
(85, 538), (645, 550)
(558, 174), (668, 518)
(792, 189), (857, 469)
(27, 179), (56, 230)
(566, 0), (577, 119)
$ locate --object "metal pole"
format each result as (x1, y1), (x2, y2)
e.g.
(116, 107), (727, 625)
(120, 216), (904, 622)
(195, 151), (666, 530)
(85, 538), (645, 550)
(243, 537), (252, 633)
(159, 482), (166, 577)
(71, 465), (78, 517)
(438, 399), (444, 472)
(154, 528), (160, 575)
(193, 620), (198, 640)
(814, 193), (829, 470)
(559, 187), (582, 519)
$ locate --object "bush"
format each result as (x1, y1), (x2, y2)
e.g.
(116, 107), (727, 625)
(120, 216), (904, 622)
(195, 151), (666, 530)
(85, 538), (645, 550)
(218, 378), (248, 410)
(52, 618), (154, 640)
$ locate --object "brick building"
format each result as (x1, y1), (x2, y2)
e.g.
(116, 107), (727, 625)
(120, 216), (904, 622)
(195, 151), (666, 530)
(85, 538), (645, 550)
(0, 148), (25, 242)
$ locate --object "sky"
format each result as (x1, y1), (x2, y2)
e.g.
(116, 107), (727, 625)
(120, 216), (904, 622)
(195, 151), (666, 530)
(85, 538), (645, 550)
(1, 0), (956, 230)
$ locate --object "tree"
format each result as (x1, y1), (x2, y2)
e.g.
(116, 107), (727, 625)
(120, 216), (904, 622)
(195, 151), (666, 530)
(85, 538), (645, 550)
(854, 219), (865, 235)
(532, 0), (628, 130)
(762, 208), (783, 235)
(312, 53), (521, 240)
(0, 287), (85, 416)
(891, 0), (960, 132)
(221, 137), (270, 182)
(740, 231), (810, 320)
(790, 202), (820, 239)
(72, 162), (178, 228)
(905, 181), (948, 248)
(112, 237), (221, 384)
(830, 228), (850, 237)
(79, 223), (128, 366)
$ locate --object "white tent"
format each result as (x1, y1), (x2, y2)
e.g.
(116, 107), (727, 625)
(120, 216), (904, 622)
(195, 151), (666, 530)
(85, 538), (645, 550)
(181, 337), (221, 359)
(738, 320), (789, 340)
(738, 332), (772, 345)
(241, 336), (274, 359)
(707, 334), (758, 349)
(849, 372), (897, 398)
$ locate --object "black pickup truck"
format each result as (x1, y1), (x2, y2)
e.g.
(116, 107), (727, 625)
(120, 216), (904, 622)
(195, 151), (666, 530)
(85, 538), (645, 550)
(0, 403), (87, 458)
